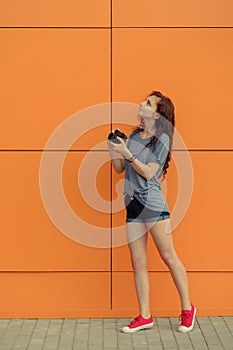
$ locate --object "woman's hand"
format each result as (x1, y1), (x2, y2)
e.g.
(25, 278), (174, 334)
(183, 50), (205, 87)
(107, 137), (127, 173)
(108, 137), (132, 159)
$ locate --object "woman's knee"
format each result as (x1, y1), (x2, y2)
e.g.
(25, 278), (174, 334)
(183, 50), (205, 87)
(160, 251), (178, 268)
(131, 255), (147, 270)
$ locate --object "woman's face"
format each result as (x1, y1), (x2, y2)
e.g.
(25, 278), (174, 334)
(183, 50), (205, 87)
(138, 95), (161, 119)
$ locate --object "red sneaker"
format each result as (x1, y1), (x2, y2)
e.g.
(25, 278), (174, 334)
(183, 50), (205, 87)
(121, 314), (154, 333)
(177, 304), (196, 332)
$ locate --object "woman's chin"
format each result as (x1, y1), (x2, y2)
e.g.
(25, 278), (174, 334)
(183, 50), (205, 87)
(138, 110), (143, 117)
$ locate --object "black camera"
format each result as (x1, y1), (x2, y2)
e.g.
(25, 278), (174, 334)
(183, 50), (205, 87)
(108, 129), (127, 144)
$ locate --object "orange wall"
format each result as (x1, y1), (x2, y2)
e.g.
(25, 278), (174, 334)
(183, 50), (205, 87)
(0, 1), (233, 317)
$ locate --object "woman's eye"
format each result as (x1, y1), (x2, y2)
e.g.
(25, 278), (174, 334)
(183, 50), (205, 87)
(147, 100), (151, 106)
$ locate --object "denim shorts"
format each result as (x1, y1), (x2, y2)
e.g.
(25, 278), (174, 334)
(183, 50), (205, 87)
(124, 194), (170, 223)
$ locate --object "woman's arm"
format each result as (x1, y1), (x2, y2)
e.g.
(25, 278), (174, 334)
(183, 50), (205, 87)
(108, 137), (159, 179)
(108, 142), (125, 173)
(128, 158), (160, 180)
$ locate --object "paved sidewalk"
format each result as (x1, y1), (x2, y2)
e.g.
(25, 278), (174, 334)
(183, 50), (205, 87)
(0, 317), (232, 350)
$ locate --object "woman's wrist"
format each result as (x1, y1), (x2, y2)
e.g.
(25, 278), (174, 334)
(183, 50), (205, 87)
(125, 155), (136, 163)
(124, 150), (133, 160)
(124, 151), (136, 163)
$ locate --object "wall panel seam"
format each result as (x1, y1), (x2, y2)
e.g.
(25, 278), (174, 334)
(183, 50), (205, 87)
(110, 0), (113, 310)
(0, 27), (233, 29)
(0, 27), (111, 29)
(0, 270), (232, 273)
(1, 149), (233, 152)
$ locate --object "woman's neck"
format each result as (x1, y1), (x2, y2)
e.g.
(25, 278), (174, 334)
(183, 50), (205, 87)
(140, 121), (156, 138)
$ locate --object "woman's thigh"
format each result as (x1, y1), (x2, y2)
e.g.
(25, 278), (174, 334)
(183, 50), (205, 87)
(126, 221), (148, 244)
(147, 219), (177, 259)
(126, 222), (148, 262)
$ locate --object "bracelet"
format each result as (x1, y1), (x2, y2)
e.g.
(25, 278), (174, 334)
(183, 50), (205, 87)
(126, 156), (136, 163)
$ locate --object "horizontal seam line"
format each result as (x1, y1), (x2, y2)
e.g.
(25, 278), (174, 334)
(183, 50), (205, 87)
(113, 270), (233, 273)
(0, 149), (233, 152)
(0, 26), (233, 29)
(113, 26), (233, 29)
(0, 270), (232, 273)
(0, 149), (108, 152)
(0, 26), (110, 29)
(0, 271), (111, 273)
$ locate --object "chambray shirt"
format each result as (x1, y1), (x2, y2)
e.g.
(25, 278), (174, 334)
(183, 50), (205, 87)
(124, 130), (170, 212)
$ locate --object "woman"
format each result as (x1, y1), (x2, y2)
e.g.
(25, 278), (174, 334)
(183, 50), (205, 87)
(108, 91), (196, 333)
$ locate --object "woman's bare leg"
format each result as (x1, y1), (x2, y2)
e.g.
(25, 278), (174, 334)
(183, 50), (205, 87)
(126, 222), (151, 318)
(148, 219), (191, 310)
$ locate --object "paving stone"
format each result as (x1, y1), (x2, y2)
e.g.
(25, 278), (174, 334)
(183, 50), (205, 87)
(13, 345), (29, 350)
(207, 346), (224, 350)
(27, 345), (43, 350)
(205, 337), (223, 345)
(223, 317), (233, 330)
(148, 346), (163, 350)
(0, 320), (11, 324)
(28, 339), (44, 346)
(219, 334), (233, 349)
(73, 340), (88, 348)
(58, 345), (73, 350)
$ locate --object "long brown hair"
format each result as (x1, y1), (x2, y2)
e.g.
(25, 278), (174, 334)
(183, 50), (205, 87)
(137, 90), (175, 181)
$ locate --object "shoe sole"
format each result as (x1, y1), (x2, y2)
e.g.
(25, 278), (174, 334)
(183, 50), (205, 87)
(177, 307), (196, 333)
(121, 322), (154, 333)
